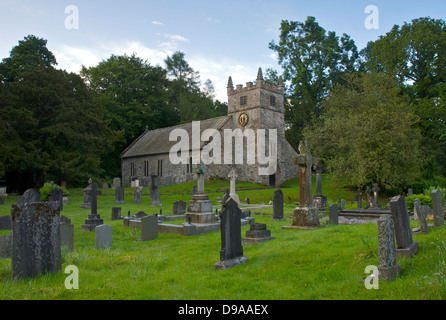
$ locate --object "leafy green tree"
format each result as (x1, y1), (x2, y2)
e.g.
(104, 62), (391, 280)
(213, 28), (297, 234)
(269, 17), (360, 148)
(303, 72), (422, 191)
(362, 17), (446, 176)
(81, 54), (176, 177)
(0, 35), (57, 83)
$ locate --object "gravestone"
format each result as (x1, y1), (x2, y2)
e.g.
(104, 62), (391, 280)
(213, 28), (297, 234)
(431, 189), (444, 227)
(228, 168), (241, 205)
(115, 187), (125, 204)
(141, 176), (148, 188)
(49, 188), (64, 212)
(186, 165), (215, 224)
(339, 199), (346, 211)
(329, 204), (339, 225)
(102, 182), (109, 190)
(292, 141), (314, 207)
(413, 198), (428, 234)
(95, 225), (112, 250)
(82, 183), (104, 232)
(140, 215), (158, 241)
(0, 215), (11, 258)
(389, 195), (419, 258)
(372, 183), (380, 208)
(11, 202), (61, 279)
(355, 190), (363, 209)
(111, 207), (122, 220)
(0, 215), (11, 230)
(312, 158), (327, 209)
(133, 186), (143, 204)
(214, 199), (248, 270)
(112, 178), (121, 189)
(272, 189), (285, 221)
(407, 188), (414, 196)
(150, 175), (162, 206)
(60, 221), (74, 252)
(285, 207), (320, 230)
(81, 179), (93, 209)
(23, 188), (41, 204)
(173, 200), (186, 214)
(377, 214), (401, 281)
(365, 186), (372, 209)
(242, 223), (274, 245)
(133, 211), (148, 219)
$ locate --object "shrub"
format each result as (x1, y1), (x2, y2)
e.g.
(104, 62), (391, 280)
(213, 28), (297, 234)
(39, 183), (69, 201)
(405, 194), (432, 211)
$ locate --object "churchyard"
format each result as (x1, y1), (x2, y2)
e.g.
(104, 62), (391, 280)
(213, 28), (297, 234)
(0, 175), (445, 300)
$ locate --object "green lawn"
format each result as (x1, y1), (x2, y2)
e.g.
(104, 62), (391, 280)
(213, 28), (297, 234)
(0, 178), (445, 300)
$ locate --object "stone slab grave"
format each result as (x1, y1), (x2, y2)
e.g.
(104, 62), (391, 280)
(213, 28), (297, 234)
(111, 207), (123, 220)
(389, 195), (419, 259)
(133, 186), (143, 204)
(242, 223), (274, 245)
(431, 189), (445, 227)
(111, 177), (121, 189)
(412, 198), (431, 234)
(214, 199), (248, 270)
(0, 215), (12, 259)
(95, 225), (112, 250)
(271, 189), (285, 221)
(60, 215), (74, 252)
(139, 215), (158, 241)
(377, 214), (401, 281)
(150, 175), (162, 206)
(11, 201), (61, 279)
(115, 186), (125, 204)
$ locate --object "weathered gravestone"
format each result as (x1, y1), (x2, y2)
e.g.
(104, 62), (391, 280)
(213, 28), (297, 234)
(413, 198), (429, 234)
(377, 214), (401, 281)
(431, 189), (445, 227)
(389, 195), (419, 258)
(329, 204), (339, 225)
(111, 178), (121, 189)
(133, 186), (143, 204)
(111, 207), (123, 220)
(49, 188), (64, 212)
(272, 189), (284, 221)
(312, 158), (327, 210)
(0, 215), (11, 258)
(60, 218), (74, 252)
(81, 179), (93, 209)
(140, 215), (158, 241)
(11, 202), (61, 279)
(95, 225), (112, 250)
(115, 186), (125, 204)
(173, 200), (186, 214)
(150, 175), (162, 206)
(228, 168), (241, 205)
(141, 176), (148, 188)
(186, 165), (215, 224)
(242, 223), (274, 245)
(372, 183), (380, 208)
(23, 188), (41, 204)
(81, 183), (104, 232)
(355, 189), (363, 209)
(102, 182), (109, 190)
(214, 199), (248, 270)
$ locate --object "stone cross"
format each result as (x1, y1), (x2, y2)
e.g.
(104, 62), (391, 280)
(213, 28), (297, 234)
(228, 168), (240, 205)
(195, 164), (206, 195)
(292, 141), (314, 207)
(81, 183), (104, 232)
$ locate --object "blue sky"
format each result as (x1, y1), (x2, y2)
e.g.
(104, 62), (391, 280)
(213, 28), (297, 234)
(0, 0), (445, 101)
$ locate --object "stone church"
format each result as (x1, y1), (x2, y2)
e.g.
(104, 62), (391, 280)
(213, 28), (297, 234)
(120, 68), (299, 187)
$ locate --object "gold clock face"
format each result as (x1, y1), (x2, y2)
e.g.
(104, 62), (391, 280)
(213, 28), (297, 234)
(238, 113), (249, 127)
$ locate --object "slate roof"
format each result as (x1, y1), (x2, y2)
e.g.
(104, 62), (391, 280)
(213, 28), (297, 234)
(121, 115), (232, 159)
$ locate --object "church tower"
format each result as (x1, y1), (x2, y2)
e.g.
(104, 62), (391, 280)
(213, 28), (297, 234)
(226, 68), (285, 132)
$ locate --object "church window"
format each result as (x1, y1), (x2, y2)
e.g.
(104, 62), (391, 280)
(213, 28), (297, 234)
(270, 95), (276, 106)
(240, 96), (247, 106)
(144, 160), (149, 177)
(130, 162), (136, 177)
(157, 159), (163, 177)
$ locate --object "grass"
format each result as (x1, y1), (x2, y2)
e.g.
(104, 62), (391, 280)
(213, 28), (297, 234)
(0, 177), (445, 300)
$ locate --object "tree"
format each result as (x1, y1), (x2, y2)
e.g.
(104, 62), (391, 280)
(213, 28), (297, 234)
(0, 35), (57, 83)
(303, 72), (422, 191)
(269, 17), (360, 148)
(362, 17), (446, 176)
(2, 67), (116, 191)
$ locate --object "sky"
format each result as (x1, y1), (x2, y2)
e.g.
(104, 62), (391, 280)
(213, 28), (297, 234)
(0, 0), (445, 102)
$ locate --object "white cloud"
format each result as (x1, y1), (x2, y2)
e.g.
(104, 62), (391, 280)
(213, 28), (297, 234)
(152, 21), (164, 25)
(163, 33), (189, 42)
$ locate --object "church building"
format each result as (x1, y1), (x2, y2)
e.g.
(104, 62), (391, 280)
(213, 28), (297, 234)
(120, 68), (299, 187)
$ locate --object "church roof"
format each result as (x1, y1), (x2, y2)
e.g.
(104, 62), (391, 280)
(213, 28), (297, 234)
(121, 115), (231, 159)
